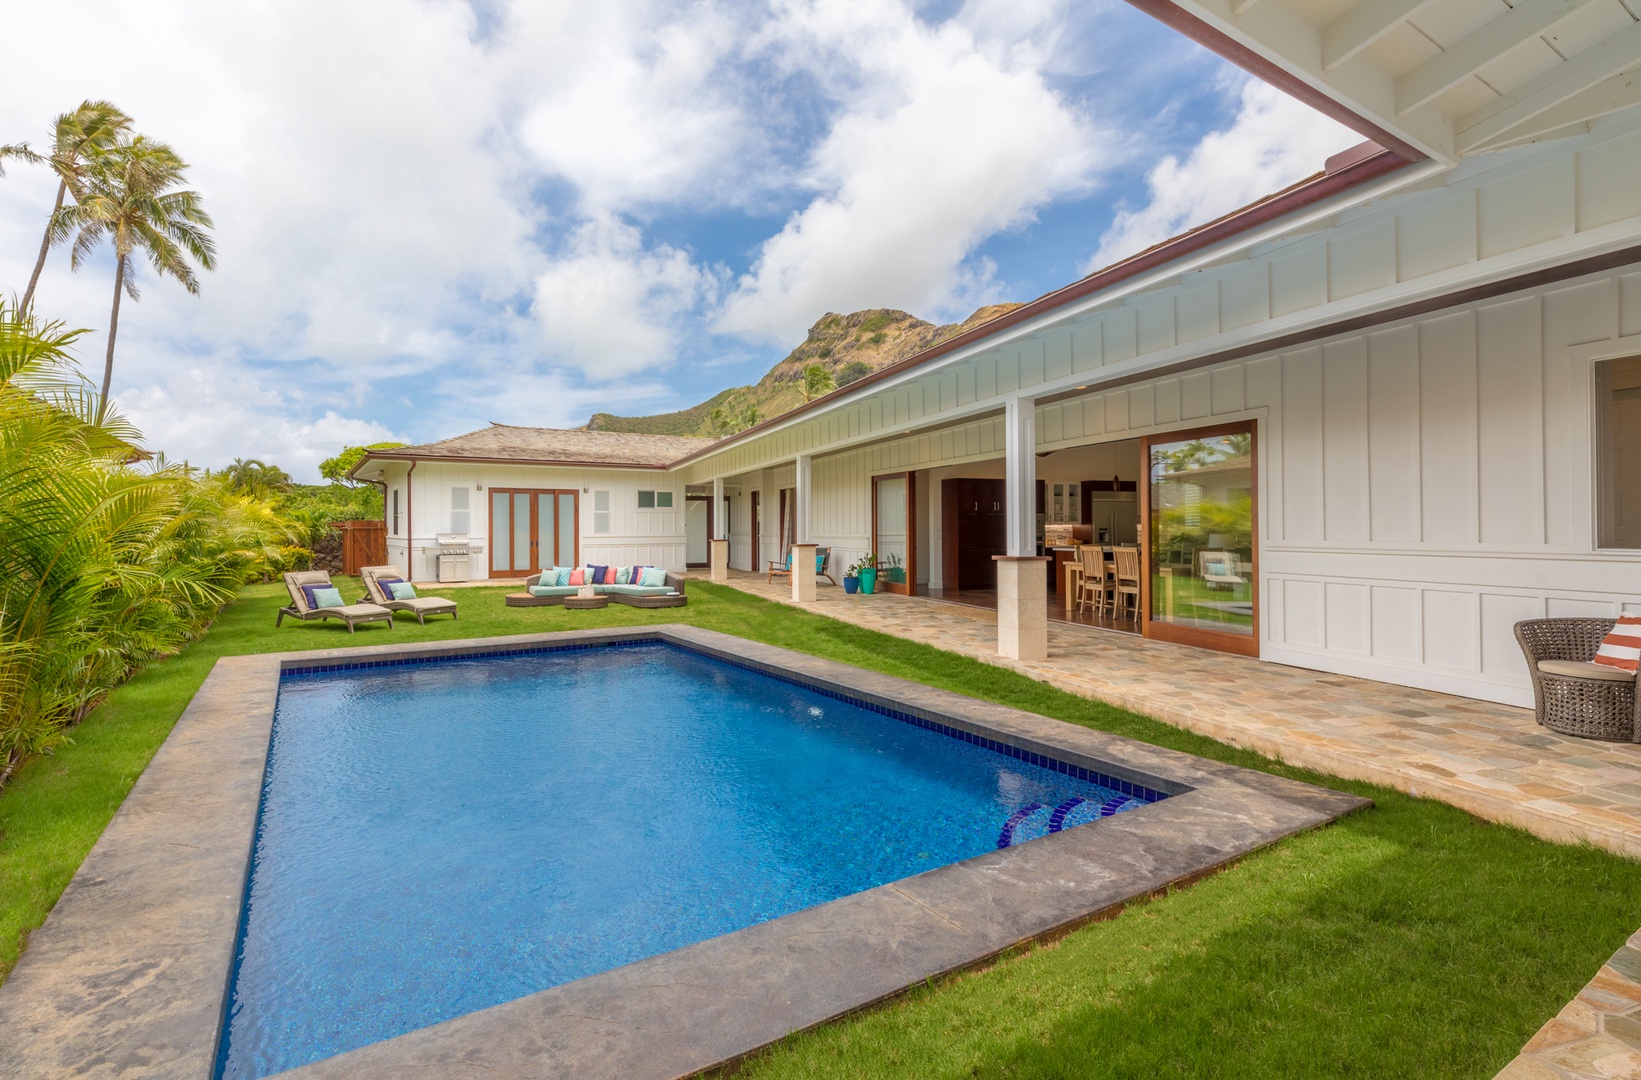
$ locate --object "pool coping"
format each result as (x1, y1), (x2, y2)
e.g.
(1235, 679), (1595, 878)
(0, 625), (1371, 1080)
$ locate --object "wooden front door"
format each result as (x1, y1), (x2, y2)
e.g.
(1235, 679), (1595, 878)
(489, 489), (578, 576)
(941, 478), (1005, 590)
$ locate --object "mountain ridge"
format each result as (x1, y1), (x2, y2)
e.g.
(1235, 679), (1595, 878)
(584, 303), (1022, 438)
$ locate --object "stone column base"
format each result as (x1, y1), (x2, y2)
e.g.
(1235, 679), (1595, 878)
(709, 539), (729, 583)
(993, 555), (1051, 660)
(791, 543), (817, 603)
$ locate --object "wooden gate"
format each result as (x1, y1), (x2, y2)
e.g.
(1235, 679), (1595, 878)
(334, 520), (387, 575)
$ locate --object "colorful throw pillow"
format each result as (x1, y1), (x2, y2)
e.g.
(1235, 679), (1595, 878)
(615, 566), (632, 585)
(299, 583), (331, 610)
(376, 575), (403, 596)
(1594, 615), (1641, 673)
(312, 586), (345, 609)
(388, 581), (417, 600)
(640, 566), (668, 588)
(568, 568), (585, 586)
(547, 567), (568, 586)
(590, 564), (610, 585)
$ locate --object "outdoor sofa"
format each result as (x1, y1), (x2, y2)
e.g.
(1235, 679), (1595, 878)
(1515, 617), (1639, 742)
(507, 567), (688, 609)
(277, 570), (394, 632)
(359, 565), (459, 625)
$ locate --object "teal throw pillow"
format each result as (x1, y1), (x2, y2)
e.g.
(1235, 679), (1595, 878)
(388, 581), (417, 600)
(313, 586), (345, 609)
(640, 566), (668, 588)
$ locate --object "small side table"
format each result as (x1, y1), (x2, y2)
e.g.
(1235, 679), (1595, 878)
(563, 595), (610, 611)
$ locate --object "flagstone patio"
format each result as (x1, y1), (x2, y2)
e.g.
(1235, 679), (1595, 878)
(703, 571), (1641, 859)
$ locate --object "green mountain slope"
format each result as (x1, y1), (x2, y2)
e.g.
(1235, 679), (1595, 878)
(584, 304), (1021, 438)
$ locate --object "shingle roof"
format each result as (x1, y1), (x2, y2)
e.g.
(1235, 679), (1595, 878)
(362, 424), (717, 469)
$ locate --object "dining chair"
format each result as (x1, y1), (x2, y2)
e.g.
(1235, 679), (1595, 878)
(1113, 546), (1142, 621)
(1076, 545), (1106, 615)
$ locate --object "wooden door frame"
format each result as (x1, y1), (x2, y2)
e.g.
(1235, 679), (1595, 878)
(684, 493), (714, 568)
(871, 471), (918, 595)
(1139, 420), (1258, 656)
(750, 490), (761, 572)
(487, 488), (580, 574)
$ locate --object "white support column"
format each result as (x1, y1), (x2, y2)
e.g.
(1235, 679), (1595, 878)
(793, 455), (814, 603)
(1004, 398), (1035, 557)
(710, 477), (729, 581)
(997, 396), (1049, 660)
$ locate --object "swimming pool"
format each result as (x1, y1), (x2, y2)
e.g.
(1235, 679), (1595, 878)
(216, 641), (1163, 1078)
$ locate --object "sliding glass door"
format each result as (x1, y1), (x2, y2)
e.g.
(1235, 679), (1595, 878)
(489, 489), (577, 575)
(1141, 423), (1257, 656)
(872, 472), (916, 595)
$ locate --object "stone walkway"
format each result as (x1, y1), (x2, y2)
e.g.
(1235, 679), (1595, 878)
(1497, 932), (1641, 1079)
(706, 571), (1641, 857)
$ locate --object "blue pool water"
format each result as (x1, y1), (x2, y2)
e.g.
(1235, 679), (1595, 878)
(217, 642), (1155, 1078)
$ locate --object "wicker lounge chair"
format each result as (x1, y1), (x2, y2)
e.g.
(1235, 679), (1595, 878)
(359, 565), (458, 625)
(1515, 618), (1639, 742)
(277, 571), (394, 633)
(508, 570), (688, 609)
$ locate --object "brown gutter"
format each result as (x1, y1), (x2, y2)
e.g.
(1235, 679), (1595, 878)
(667, 146), (1417, 470)
(1121, 0), (1428, 162)
(404, 459), (416, 583)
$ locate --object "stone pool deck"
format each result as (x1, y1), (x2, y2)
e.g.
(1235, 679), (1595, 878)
(705, 571), (1641, 859)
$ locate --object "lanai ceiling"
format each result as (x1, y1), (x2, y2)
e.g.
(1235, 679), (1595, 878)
(1145, 0), (1641, 161)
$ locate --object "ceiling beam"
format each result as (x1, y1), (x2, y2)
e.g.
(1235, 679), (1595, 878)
(1457, 21), (1641, 152)
(1396, 0), (1603, 115)
(1322, 0), (1439, 70)
(1467, 67), (1641, 152)
(1231, 0), (1265, 14)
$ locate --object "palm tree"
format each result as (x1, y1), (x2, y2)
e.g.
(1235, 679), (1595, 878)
(57, 134), (216, 403)
(0, 142), (41, 178)
(19, 101), (132, 312)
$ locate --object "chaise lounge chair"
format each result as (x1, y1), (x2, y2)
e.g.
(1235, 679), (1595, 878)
(359, 565), (459, 625)
(766, 546), (835, 585)
(277, 570), (395, 633)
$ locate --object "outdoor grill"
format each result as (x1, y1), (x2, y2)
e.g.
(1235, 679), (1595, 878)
(434, 532), (479, 583)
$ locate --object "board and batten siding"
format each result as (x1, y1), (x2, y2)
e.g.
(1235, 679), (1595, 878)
(377, 461), (687, 580)
(1033, 265), (1641, 706)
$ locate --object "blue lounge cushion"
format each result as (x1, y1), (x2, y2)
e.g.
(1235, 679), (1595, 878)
(529, 585), (582, 597)
(603, 585), (675, 596)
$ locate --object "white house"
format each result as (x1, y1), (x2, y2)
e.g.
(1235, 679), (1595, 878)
(357, 0), (1641, 709)
(350, 426), (717, 583)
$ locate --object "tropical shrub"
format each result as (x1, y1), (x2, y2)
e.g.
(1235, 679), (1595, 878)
(0, 303), (303, 780)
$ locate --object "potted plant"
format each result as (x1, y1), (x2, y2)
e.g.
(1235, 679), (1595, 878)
(857, 553), (878, 595)
(884, 552), (906, 585)
(843, 558), (861, 594)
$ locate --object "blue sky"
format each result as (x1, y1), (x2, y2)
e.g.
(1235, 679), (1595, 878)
(1, 0), (1358, 479)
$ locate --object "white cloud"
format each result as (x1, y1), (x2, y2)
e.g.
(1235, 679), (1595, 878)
(713, 0), (1108, 344)
(117, 368), (401, 482)
(517, 3), (756, 212)
(532, 215), (720, 377)
(1087, 77), (1361, 271)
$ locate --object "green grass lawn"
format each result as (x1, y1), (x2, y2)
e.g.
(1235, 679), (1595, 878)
(2, 579), (1638, 1078)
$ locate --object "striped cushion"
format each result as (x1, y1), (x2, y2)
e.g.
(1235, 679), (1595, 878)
(1593, 615), (1641, 673)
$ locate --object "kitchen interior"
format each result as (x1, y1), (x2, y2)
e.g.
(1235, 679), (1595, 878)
(927, 437), (1143, 632)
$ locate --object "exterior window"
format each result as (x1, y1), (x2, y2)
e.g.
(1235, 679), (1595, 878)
(638, 490), (674, 509)
(593, 490), (611, 534)
(1598, 357), (1641, 549)
(392, 489), (400, 535)
(450, 486), (470, 534)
